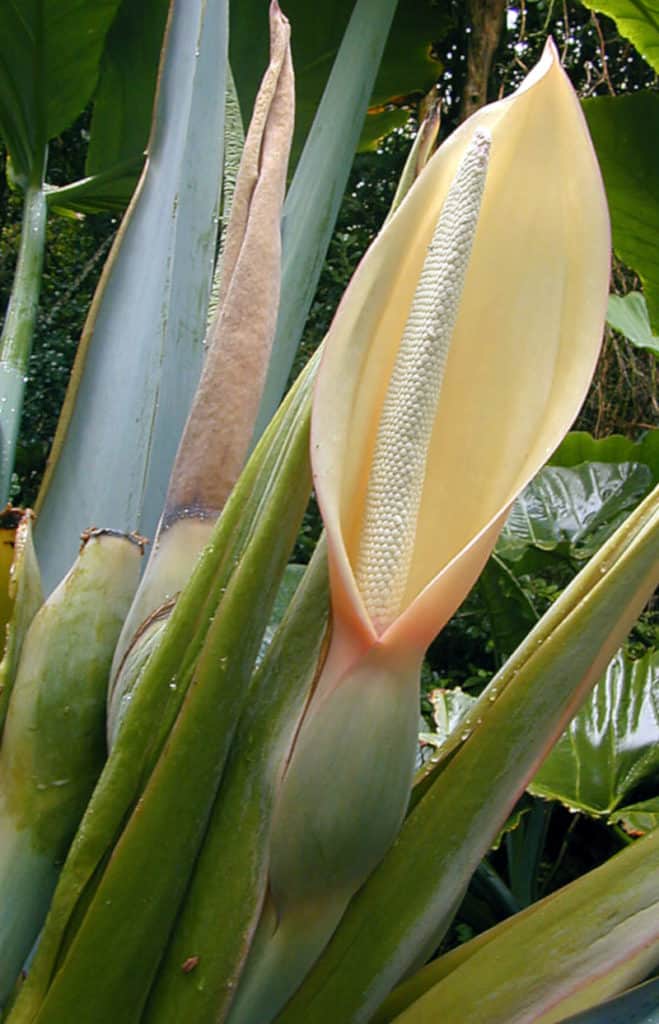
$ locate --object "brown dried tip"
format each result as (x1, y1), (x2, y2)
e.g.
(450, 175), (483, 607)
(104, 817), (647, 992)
(79, 528), (149, 553)
(163, 0), (295, 523)
(0, 505), (26, 530)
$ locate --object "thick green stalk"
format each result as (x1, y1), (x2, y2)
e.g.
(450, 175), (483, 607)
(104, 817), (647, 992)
(389, 830), (659, 1023)
(0, 182), (47, 502)
(0, 530), (143, 1010)
(6, 355), (318, 1024)
(0, 511), (43, 734)
(142, 537), (330, 1024)
(277, 486), (659, 1023)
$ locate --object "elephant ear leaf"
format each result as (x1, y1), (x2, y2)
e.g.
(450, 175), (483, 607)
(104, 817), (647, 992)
(529, 648), (659, 826)
(48, 0), (171, 216)
(0, 0), (122, 186)
(496, 461), (654, 563)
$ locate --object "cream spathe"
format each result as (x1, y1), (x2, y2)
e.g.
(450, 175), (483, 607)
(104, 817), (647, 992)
(313, 39), (610, 671)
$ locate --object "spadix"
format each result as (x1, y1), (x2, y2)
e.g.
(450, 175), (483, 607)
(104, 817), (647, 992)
(356, 129), (491, 634)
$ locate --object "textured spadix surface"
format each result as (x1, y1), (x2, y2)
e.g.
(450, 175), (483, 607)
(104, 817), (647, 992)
(313, 39), (610, 661)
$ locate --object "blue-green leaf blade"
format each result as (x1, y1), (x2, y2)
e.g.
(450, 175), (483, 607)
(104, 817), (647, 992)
(34, 0), (227, 591)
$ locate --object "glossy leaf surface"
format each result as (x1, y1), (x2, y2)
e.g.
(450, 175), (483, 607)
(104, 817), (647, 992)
(529, 649), (659, 820)
(496, 462), (654, 563)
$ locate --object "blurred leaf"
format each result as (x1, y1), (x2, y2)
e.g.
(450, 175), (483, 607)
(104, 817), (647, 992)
(581, 1), (659, 73)
(477, 554), (539, 664)
(427, 687), (476, 744)
(0, 0), (121, 185)
(359, 109), (411, 151)
(86, 0), (170, 176)
(607, 292), (659, 356)
(558, 975), (659, 1024)
(45, 157), (145, 216)
(34, 0), (227, 592)
(496, 462), (653, 563)
(529, 649), (659, 820)
(551, 431), (659, 483)
(257, 562), (306, 663)
(616, 797), (659, 834)
(584, 93), (659, 332)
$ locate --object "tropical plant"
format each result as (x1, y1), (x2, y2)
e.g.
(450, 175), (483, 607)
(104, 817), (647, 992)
(0, 2), (657, 1023)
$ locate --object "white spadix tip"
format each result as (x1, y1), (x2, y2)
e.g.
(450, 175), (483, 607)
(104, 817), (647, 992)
(356, 129), (491, 634)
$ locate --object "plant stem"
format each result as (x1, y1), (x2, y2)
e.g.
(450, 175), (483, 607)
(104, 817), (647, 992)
(0, 182), (47, 502)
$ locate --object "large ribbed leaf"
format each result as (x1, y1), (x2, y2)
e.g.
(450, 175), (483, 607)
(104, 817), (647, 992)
(496, 461), (654, 563)
(34, 0), (227, 593)
(581, 1), (659, 73)
(585, 93), (659, 332)
(529, 649), (659, 822)
(0, 0), (121, 186)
